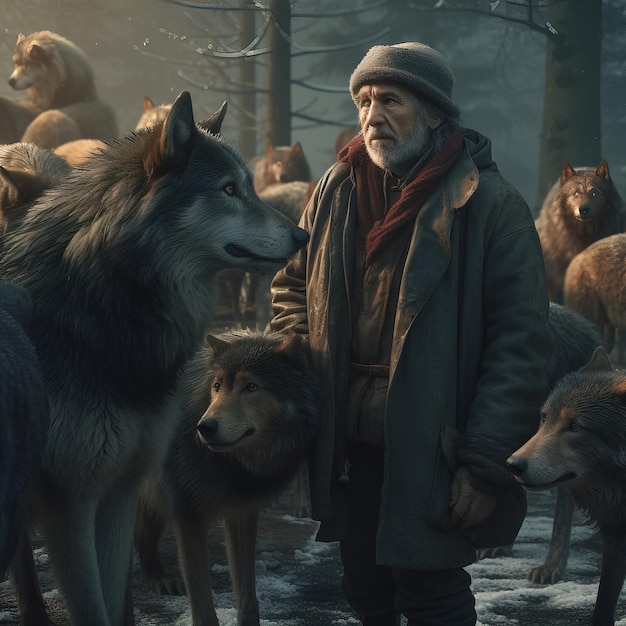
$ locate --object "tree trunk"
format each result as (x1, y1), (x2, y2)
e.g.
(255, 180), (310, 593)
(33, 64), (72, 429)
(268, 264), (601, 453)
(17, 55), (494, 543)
(536, 0), (602, 208)
(237, 1), (257, 161)
(265, 0), (291, 147)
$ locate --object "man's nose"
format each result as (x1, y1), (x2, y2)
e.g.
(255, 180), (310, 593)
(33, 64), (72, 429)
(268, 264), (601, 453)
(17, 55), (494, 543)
(364, 101), (385, 126)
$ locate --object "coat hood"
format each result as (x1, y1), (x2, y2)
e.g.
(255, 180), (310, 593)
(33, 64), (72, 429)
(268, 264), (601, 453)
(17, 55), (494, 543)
(463, 128), (496, 172)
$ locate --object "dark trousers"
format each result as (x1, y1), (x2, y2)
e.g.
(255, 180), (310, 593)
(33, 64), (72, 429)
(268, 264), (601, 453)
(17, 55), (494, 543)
(340, 443), (476, 626)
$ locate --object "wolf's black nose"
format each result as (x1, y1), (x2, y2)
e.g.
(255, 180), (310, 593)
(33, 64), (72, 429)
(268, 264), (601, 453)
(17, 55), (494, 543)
(197, 419), (218, 442)
(506, 455), (527, 477)
(292, 227), (309, 245)
(8, 77), (16, 88)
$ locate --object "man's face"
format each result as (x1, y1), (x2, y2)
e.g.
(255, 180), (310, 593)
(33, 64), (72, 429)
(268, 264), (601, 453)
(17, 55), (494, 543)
(355, 83), (437, 176)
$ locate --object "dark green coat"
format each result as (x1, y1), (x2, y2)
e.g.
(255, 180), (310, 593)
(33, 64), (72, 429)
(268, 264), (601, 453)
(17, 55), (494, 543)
(270, 131), (552, 570)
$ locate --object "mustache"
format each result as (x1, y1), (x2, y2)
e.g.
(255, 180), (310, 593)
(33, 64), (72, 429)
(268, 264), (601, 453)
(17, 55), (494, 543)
(367, 130), (395, 141)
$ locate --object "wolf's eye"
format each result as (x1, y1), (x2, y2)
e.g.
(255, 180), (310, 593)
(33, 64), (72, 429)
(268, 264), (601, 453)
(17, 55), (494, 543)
(244, 383), (258, 393)
(569, 421), (582, 432)
(213, 381), (221, 392)
(224, 184), (235, 195)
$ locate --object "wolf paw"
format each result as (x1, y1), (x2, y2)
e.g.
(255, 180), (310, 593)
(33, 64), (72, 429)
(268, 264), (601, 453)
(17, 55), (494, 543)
(527, 563), (564, 584)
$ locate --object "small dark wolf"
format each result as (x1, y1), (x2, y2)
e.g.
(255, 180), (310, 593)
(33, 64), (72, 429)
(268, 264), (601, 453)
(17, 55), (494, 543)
(535, 161), (623, 303)
(478, 302), (603, 585)
(508, 346), (626, 625)
(135, 331), (321, 626)
(1, 91), (308, 626)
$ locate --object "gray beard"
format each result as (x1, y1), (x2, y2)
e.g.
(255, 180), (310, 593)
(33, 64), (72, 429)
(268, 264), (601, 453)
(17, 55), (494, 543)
(365, 124), (431, 176)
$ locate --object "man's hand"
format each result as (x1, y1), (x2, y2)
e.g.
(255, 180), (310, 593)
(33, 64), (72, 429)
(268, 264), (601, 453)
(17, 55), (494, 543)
(449, 466), (496, 529)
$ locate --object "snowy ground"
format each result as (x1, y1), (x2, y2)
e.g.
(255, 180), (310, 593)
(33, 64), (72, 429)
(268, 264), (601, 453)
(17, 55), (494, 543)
(1, 489), (625, 626)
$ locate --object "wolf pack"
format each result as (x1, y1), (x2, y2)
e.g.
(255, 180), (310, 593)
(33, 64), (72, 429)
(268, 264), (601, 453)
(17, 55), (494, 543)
(0, 28), (626, 626)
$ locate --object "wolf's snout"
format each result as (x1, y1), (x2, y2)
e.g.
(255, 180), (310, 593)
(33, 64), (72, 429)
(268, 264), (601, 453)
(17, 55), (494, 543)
(506, 455), (527, 477)
(292, 227), (309, 246)
(197, 419), (219, 442)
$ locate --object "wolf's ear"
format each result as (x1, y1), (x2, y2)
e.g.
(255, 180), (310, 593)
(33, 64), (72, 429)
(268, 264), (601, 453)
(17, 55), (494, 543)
(596, 160), (610, 180)
(206, 333), (231, 359)
(197, 101), (227, 135)
(275, 332), (308, 364)
(560, 162), (575, 185)
(581, 346), (614, 374)
(16, 33), (25, 44)
(143, 90), (195, 178)
(0, 166), (39, 198)
(143, 96), (155, 112)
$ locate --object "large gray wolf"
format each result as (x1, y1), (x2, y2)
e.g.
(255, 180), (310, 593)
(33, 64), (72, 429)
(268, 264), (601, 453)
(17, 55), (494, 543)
(0, 281), (48, 578)
(0, 30), (118, 148)
(564, 232), (626, 356)
(0, 142), (70, 236)
(135, 330), (321, 626)
(478, 302), (603, 584)
(507, 346), (626, 625)
(0, 91), (308, 626)
(534, 160), (623, 303)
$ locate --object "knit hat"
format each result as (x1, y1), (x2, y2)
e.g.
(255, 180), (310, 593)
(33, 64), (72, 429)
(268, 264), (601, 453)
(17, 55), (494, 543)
(349, 42), (460, 118)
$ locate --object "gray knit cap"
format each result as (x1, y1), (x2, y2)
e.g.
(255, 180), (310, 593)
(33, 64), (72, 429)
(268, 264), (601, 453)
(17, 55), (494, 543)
(349, 42), (460, 118)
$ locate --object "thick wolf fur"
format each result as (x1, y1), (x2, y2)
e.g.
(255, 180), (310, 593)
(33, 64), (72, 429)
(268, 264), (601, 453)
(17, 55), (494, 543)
(0, 91), (308, 626)
(1, 30), (118, 148)
(0, 142), (70, 236)
(508, 346), (626, 625)
(564, 232), (626, 355)
(135, 330), (321, 626)
(478, 303), (603, 583)
(534, 161), (623, 303)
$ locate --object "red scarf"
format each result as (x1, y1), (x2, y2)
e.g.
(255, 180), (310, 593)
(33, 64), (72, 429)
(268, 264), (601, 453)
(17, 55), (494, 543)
(338, 127), (464, 263)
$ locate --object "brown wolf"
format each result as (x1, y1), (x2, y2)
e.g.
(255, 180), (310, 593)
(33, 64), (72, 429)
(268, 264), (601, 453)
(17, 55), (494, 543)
(251, 140), (311, 194)
(564, 232), (626, 356)
(54, 95), (174, 167)
(135, 330), (321, 626)
(1, 30), (118, 149)
(534, 160), (623, 303)
(0, 142), (70, 236)
(1, 91), (308, 626)
(508, 346), (626, 625)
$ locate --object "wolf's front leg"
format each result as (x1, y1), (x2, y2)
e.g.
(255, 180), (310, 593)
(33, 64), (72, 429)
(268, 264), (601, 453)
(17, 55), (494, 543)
(592, 527), (626, 626)
(96, 485), (140, 626)
(38, 495), (111, 626)
(224, 509), (261, 626)
(173, 510), (220, 626)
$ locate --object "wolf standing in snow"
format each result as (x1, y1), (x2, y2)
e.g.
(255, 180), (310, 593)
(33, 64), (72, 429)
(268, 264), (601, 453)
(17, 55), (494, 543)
(1, 91), (308, 626)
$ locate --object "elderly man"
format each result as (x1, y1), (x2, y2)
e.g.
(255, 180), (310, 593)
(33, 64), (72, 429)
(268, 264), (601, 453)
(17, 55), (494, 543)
(270, 42), (552, 626)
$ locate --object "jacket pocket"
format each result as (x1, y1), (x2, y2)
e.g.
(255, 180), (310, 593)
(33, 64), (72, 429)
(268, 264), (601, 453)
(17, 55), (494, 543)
(427, 427), (458, 529)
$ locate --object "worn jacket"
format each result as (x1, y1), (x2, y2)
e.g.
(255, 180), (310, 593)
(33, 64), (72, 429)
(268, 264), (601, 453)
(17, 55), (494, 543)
(270, 130), (552, 570)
